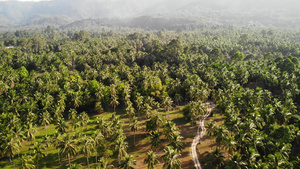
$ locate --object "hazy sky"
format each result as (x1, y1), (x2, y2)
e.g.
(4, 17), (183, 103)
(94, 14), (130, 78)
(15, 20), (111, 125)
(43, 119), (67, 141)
(0, 0), (51, 1)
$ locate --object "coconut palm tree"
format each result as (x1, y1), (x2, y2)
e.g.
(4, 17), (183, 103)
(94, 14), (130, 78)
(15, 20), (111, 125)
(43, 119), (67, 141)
(146, 112), (163, 132)
(80, 135), (95, 169)
(162, 96), (173, 119)
(67, 163), (82, 169)
(79, 111), (89, 131)
(223, 136), (237, 157)
(55, 117), (68, 135)
(1, 134), (21, 169)
(111, 95), (119, 112)
(42, 135), (51, 156)
(130, 116), (138, 146)
(115, 136), (128, 165)
(225, 152), (247, 169)
(150, 130), (161, 151)
(98, 157), (114, 169)
(40, 110), (52, 137)
(144, 150), (159, 169)
(163, 121), (178, 141)
(161, 146), (181, 169)
(29, 142), (45, 169)
(169, 132), (184, 152)
(93, 130), (104, 164)
(203, 148), (225, 169)
(143, 103), (152, 118)
(58, 134), (78, 166)
(125, 102), (135, 118)
(214, 125), (229, 148)
(135, 93), (143, 118)
(24, 122), (37, 150)
(266, 152), (291, 169)
(119, 154), (136, 169)
(53, 133), (62, 164)
(68, 109), (78, 131)
(206, 120), (216, 150)
(20, 154), (35, 169)
(72, 91), (82, 108)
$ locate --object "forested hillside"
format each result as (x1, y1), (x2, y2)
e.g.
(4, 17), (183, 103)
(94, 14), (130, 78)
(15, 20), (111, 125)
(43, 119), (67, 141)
(0, 27), (300, 168)
(1, 0), (300, 30)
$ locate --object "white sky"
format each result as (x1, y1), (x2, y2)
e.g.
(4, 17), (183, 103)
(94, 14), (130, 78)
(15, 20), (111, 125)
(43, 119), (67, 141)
(0, 0), (51, 1)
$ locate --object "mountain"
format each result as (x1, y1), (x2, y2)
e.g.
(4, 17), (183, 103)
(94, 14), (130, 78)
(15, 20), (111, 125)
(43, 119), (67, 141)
(0, 0), (300, 29)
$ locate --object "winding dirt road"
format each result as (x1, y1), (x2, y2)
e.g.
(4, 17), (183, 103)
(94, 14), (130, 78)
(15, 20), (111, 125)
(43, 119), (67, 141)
(191, 102), (215, 169)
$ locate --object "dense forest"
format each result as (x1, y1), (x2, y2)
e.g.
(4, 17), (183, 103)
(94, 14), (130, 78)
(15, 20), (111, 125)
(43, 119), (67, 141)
(1, 27), (300, 169)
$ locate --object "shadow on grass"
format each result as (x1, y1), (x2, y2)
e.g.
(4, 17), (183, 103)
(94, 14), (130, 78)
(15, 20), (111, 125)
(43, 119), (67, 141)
(172, 116), (189, 125)
(40, 152), (67, 169)
(0, 157), (11, 169)
(127, 133), (149, 149)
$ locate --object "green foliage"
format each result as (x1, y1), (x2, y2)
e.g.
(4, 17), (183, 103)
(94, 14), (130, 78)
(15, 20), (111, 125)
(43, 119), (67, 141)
(88, 80), (99, 95)
(231, 51), (245, 63)
(1, 27), (300, 169)
(270, 124), (296, 143)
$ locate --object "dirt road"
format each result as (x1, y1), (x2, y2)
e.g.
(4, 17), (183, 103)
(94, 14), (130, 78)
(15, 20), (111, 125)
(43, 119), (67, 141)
(191, 102), (215, 169)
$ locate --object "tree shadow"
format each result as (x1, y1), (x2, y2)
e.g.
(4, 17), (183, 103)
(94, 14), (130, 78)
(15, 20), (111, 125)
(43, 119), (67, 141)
(172, 116), (189, 125)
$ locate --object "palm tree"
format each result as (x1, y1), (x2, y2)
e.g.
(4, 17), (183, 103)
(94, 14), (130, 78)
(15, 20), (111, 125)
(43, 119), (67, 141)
(162, 96), (173, 119)
(55, 117), (68, 134)
(68, 109), (78, 131)
(67, 163), (82, 169)
(20, 154), (35, 169)
(29, 142), (45, 169)
(95, 117), (110, 137)
(24, 122), (37, 150)
(214, 125), (229, 148)
(93, 130), (104, 164)
(146, 112), (163, 132)
(111, 95), (119, 112)
(53, 133), (62, 164)
(115, 137), (128, 165)
(225, 152), (247, 169)
(125, 102), (135, 118)
(72, 91), (82, 108)
(143, 103), (152, 118)
(161, 146), (181, 169)
(206, 120), (216, 150)
(144, 150), (159, 169)
(53, 107), (63, 124)
(130, 116), (138, 146)
(58, 134), (78, 166)
(135, 93), (143, 118)
(174, 93), (182, 106)
(119, 154), (136, 169)
(163, 121), (178, 141)
(169, 132), (184, 152)
(150, 130), (161, 151)
(98, 157), (114, 169)
(203, 148), (225, 169)
(223, 136), (237, 157)
(40, 110), (52, 137)
(1, 134), (21, 169)
(266, 152), (291, 169)
(26, 111), (37, 124)
(42, 135), (51, 156)
(79, 111), (89, 131)
(81, 135), (95, 169)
